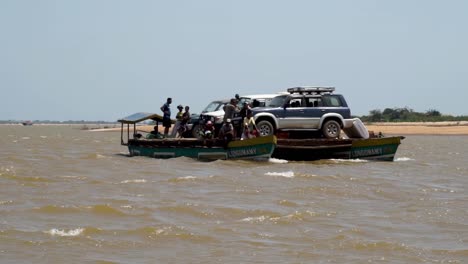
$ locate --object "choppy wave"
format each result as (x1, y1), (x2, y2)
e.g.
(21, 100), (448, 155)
(142, 226), (216, 242)
(157, 204), (213, 219)
(34, 205), (82, 214)
(167, 175), (217, 183)
(120, 179), (147, 184)
(239, 210), (330, 224)
(59, 175), (88, 180)
(34, 204), (128, 216)
(268, 158), (288, 164)
(265, 171), (295, 178)
(240, 215), (269, 223)
(83, 153), (106, 159)
(395, 157), (415, 162)
(89, 204), (127, 216)
(168, 176), (198, 182)
(46, 228), (84, 237)
(329, 158), (368, 163)
(0, 200), (13, 205)
(0, 166), (16, 176)
(1, 170), (52, 183)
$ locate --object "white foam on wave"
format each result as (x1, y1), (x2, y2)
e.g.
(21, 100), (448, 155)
(21, 137), (30, 140)
(240, 215), (268, 222)
(395, 157), (414, 162)
(330, 159), (368, 163)
(120, 179), (147, 184)
(177, 176), (197, 180)
(268, 158), (288, 164)
(265, 171), (295, 178)
(47, 228), (84, 237)
(40, 136), (47, 139)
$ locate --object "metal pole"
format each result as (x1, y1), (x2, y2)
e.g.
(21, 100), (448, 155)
(120, 122), (124, 145)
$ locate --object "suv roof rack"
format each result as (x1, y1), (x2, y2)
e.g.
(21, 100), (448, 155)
(287, 86), (335, 94)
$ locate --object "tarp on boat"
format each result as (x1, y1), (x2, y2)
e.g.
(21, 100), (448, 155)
(117, 112), (175, 124)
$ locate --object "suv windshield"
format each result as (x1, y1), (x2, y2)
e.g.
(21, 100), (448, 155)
(238, 95), (277, 108)
(202, 101), (225, 113)
(267, 95), (289, 107)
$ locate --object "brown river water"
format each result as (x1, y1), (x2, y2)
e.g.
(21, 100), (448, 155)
(1, 125), (467, 263)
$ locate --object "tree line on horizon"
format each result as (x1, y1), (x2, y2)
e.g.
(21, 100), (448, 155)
(359, 107), (468, 122)
(2, 107), (468, 124)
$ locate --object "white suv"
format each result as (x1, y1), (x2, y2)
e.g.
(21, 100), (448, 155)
(193, 94), (282, 138)
(190, 99), (229, 138)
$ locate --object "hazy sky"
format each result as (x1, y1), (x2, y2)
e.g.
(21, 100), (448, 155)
(1, 0), (467, 121)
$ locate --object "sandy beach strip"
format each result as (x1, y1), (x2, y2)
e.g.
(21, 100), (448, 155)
(366, 122), (468, 135)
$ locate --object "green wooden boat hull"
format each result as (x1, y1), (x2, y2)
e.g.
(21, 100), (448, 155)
(128, 135), (277, 161)
(273, 136), (403, 161)
(350, 136), (402, 161)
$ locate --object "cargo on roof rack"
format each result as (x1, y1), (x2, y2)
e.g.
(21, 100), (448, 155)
(287, 86), (335, 94)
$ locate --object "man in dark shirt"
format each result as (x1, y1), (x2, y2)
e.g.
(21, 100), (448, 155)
(160, 97), (172, 137)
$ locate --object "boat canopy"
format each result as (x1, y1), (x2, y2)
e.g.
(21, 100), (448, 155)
(118, 112), (176, 145)
(118, 112), (174, 124)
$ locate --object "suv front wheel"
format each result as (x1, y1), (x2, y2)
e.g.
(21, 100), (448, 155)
(322, 120), (341, 138)
(192, 124), (204, 139)
(257, 120), (275, 136)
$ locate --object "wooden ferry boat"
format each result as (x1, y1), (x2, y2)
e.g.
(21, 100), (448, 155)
(118, 112), (402, 162)
(118, 112), (277, 161)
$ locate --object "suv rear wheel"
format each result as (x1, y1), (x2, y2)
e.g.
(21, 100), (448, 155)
(257, 120), (275, 136)
(322, 120), (341, 138)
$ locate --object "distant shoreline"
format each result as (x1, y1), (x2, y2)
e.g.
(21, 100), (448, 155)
(3, 122), (468, 135)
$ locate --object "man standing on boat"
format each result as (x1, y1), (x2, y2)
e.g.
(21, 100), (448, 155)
(223, 98), (240, 122)
(160, 97), (172, 138)
(223, 98), (240, 137)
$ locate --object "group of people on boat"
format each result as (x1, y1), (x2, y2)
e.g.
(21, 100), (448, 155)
(213, 96), (259, 143)
(160, 97), (191, 138)
(158, 96), (259, 142)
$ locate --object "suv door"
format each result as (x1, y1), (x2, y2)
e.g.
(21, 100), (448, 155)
(301, 96), (325, 129)
(274, 95), (313, 129)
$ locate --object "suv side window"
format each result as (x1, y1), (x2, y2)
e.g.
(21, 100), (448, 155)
(289, 98), (302, 107)
(322, 95), (343, 107)
(305, 97), (321, 107)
